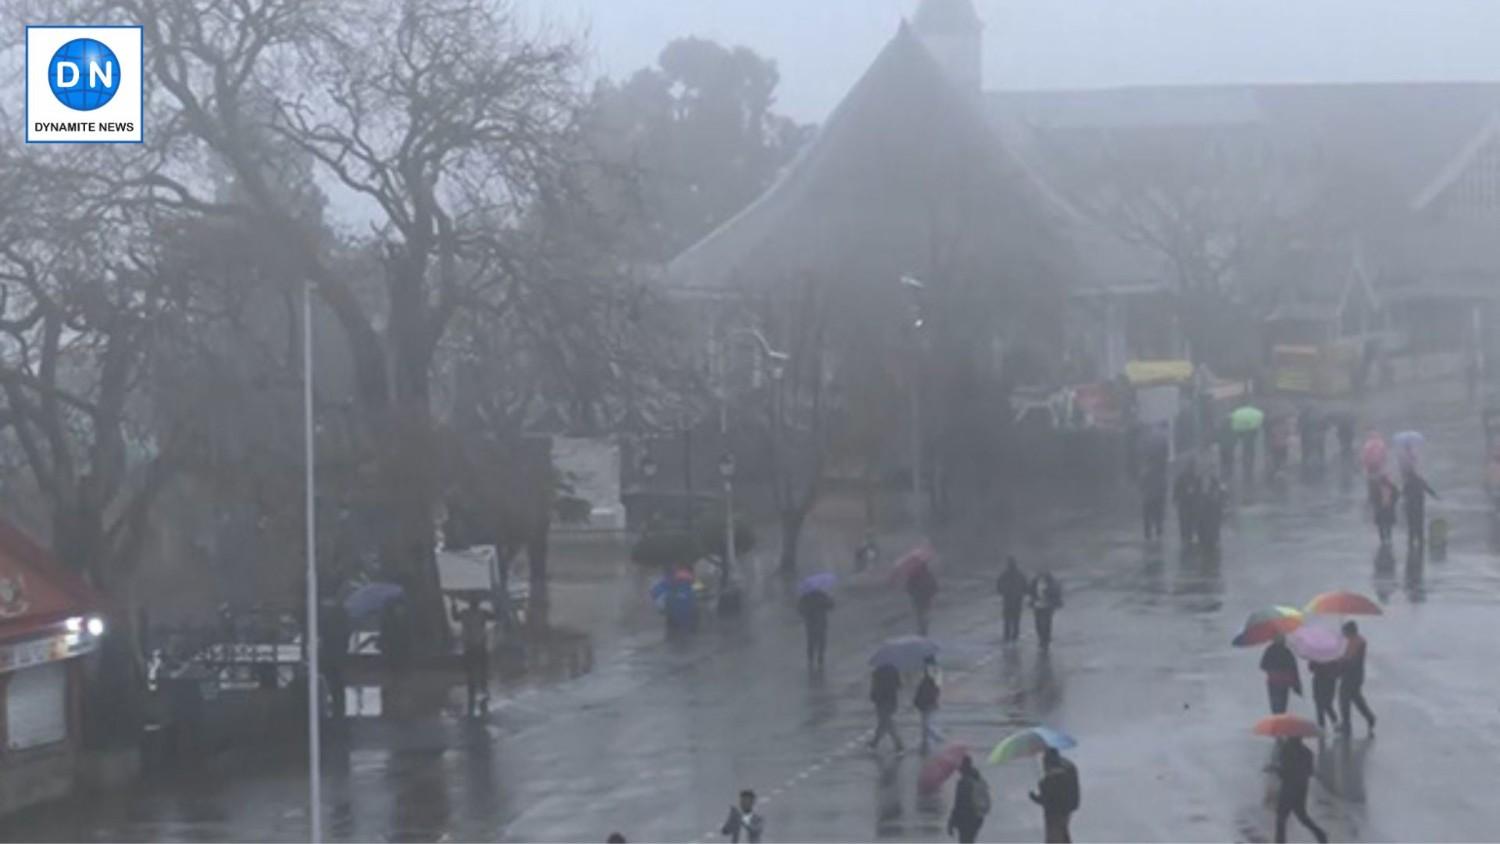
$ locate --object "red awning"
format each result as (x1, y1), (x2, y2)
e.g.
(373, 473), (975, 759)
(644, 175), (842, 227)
(0, 519), (101, 644)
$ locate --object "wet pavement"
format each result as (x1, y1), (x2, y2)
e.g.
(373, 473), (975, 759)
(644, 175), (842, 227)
(10, 392), (1500, 842)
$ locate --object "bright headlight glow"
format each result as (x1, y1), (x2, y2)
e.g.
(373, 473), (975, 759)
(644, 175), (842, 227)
(65, 616), (83, 633)
(86, 617), (104, 637)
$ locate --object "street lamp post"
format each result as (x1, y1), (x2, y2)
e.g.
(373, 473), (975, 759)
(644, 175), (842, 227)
(302, 281), (322, 843)
(900, 275), (927, 526)
(714, 328), (788, 586)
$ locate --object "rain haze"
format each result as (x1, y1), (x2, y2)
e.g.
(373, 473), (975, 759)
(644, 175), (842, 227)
(5, 0), (1500, 842)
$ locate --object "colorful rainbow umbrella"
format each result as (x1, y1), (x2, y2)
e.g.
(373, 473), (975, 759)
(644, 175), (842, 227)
(987, 726), (1076, 765)
(918, 743), (970, 793)
(1288, 625), (1346, 662)
(1253, 714), (1321, 739)
(1231, 606), (1304, 647)
(1305, 591), (1383, 616)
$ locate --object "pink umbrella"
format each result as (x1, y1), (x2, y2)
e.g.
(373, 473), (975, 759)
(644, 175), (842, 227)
(1288, 625), (1346, 662)
(1361, 434), (1387, 476)
(890, 543), (937, 583)
(918, 743), (970, 794)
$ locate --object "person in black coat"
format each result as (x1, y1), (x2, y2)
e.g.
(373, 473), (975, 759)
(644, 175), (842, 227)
(1274, 738), (1328, 843)
(1197, 472), (1226, 552)
(947, 755), (989, 843)
(797, 589), (834, 670)
(996, 556), (1029, 643)
(1308, 659), (1341, 729)
(1173, 459), (1201, 546)
(1260, 635), (1302, 715)
(868, 664), (903, 751)
(1030, 748), (1080, 843)
(1029, 572), (1064, 650)
(907, 563), (938, 636)
(1401, 467), (1438, 548)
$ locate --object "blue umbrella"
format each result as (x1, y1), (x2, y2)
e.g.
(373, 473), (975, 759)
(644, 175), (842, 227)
(868, 635), (939, 671)
(344, 582), (404, 619)
(798, 572), (837, 596)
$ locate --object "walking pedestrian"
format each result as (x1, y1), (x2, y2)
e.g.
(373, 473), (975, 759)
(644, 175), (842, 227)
(1401, 466), (1438, 548)
(869, 663), (904, 751)
(947, 755), (991, 843)
(1173, 458), (1201, 546)
(1335, 414), (1356, 463)
(1371, 473), (1400, 546)
(1029, 571), (1064, 650)
(1142, 459), (1168, 542)
(997, 556), (1029, 643)
(1338, 621), (1377, 736)
(854, 532), (879, 572)
(908, 561), (938, 636)
(1273, 737), (1328, 843)
(456, 598), (495, 718)
(1218, 420), (1237, 481)
(1260, 634), (1302, 715)
(1029, 747), (1080, 843)
(797, 588), (834, 670)
(1268, 416), (1291, 479)
(914, 657), (942, 753)
(720, 789), (764, 843)
(1308, 658), (1341, 730)
(1240, 425), (1258, 481)
(1197, 471), (1226, 552)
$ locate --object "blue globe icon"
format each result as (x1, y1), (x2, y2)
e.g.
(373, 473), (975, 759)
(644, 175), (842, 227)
(48, 38), (121, 111)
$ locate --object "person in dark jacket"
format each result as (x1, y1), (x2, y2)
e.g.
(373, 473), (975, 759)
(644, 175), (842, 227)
(1141, 460), (1168, 542)
(1274, 738), (1328, 843)
(947, 755), (989, 843)
(1029, 572), (1064, 649)
(1339, 621), (1377, 736)
(1197, 472), (1226, 552)
(720, 789), (764, 843)
(1401, 466), (1438, 548)
(868, 663), (904, 751)
(914, 657), (942, 753)
(1371, 473), (1400, 546)
(907, 562), (938, 636)
(1260, 635), (1302, 715)
(797, 589), (834, 670)
(1173, 459), (1201, 546)
(1030, 748), (1080, 843)
(997, 556), (1029, 643)
(1308, 658), (1340, 729)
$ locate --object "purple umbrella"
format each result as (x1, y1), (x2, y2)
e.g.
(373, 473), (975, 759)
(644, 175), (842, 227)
(344, 582), (404, 619)
(798, 572), (837, 596)
(1288, 624), (1346, 662)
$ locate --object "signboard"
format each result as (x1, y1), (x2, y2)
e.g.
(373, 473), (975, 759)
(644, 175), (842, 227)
(7, 662), (66, 750)
(0, 630), (96, 674)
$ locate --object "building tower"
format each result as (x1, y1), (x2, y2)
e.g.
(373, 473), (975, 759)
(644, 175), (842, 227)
(911, 0), (984, 96)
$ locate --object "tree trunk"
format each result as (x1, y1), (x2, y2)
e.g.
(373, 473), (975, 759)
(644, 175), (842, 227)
(779, 508), (807, 573)
(526, 524), (550, 633)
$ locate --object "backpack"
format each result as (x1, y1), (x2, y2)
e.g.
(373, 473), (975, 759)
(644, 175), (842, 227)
(971, 775), (991, 816)
(913, 675), (939, 711)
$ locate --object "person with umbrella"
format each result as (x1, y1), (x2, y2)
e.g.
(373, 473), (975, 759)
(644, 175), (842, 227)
(1197, 469), (1227, 553)
(1173, 457), (1201, 546)
(1029, 570), (1064, 650)
(1401, 463), (1438, 549)
(1233, 405), (1263, 480)
(1260, 634), (1302, 715)
(1339, 621), (1377, 736)
(1273, 737), (1328, 843)
(914, 656), (943, 753)
(907, 560), (939, 636)
(868, 662), (904, 751)
(946, 755), (990, 843)
(1029, 747), (1081, 843)
(1371, 472), (1400, 546)
(1141, 439), (1169, 542)
(1307, 658), (1341, 730)
(797, 582), (835, 671)
(996, 555), (1029, 643)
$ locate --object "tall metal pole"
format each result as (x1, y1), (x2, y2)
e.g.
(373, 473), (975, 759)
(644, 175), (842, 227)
(303, 281), (322, 844)
(910, 372), (922, 525)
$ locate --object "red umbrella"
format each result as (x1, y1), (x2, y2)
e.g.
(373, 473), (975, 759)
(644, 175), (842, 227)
(1253, 714), (1320, 739)
(890, 543), (937, 583)
(1305, 591), (1382, 616)
(918, 743), (970, 793)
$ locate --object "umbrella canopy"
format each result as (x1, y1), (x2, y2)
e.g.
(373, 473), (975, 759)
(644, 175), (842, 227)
(1305, 591), (1383, 616)
(890, 544), (937, 583)
(868, 635), (939, 671)
(344, 582), (403, 620)
(1393, 430), (1424, 449)
(918, 743), (970, 793)
(1288, 625), (1347, 662)
(1231, 606), (1304, 647)
(987, 726), (1077, 765)
(798, 572), (837, 596)
(1231, 406), (1265, 433)
(1253, 714), (1321, 739)
(1361, 435), (1388, 474)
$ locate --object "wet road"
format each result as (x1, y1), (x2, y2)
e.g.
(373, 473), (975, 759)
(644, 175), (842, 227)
(11, 395), (1500, 842)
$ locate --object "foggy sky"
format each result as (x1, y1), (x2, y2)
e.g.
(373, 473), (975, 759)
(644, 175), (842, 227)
(533, 0), (1500, 121)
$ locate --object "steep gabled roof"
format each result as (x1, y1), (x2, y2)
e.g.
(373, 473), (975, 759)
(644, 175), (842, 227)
(912, 0), (982, 35)
(667, 23), (1058, 292)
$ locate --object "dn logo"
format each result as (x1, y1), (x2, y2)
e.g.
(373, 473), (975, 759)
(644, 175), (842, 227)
(48, 38), (120, 111)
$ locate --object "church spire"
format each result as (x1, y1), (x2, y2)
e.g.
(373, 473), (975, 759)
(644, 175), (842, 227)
(910, 0), (983, 95)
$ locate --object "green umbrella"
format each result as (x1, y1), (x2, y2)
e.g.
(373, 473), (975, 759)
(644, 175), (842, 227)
(1231, 406), (1265, 433)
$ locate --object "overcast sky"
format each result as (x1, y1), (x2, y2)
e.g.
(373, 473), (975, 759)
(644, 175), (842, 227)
(528, 0), (1500, 121)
